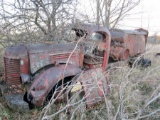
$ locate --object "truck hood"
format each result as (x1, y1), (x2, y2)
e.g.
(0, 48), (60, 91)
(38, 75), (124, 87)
(28, 43), (80, 74)
(28, 43), (77, 54)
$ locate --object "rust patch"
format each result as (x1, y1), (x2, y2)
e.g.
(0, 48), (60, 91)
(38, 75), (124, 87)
(70, 68), (108, 109)
(27, 64), (81, 106)
(110, 29), (148, 60)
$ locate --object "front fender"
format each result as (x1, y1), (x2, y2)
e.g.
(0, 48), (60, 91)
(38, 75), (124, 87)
(70, 68), (109, 109)
(27, 64), (81, 106)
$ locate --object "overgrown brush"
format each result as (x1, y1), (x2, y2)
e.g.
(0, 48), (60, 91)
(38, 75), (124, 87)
(41, 48), (160, 120)
(0, 45), (160, 120)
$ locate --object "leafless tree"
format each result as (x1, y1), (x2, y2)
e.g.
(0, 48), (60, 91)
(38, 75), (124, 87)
(0, 0), (77, 44)
(96, 0), (141, 28)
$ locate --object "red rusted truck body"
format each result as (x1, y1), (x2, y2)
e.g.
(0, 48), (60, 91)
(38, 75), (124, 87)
(1, 23), (111, 110)
(4, 43), (82, 85)
(109, 29), (148, 61)
(70, 24), (111, 108)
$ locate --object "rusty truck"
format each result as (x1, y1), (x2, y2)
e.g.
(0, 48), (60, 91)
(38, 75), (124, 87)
(109, 28), (150, 67)
(0, 23), (149, 112)
(0, 23), (111, 111)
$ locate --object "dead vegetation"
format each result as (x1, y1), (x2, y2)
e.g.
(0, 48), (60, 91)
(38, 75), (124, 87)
(0, 0), (159, 119)
(38, 44), (160, 120)
(0, 44), (160, 120)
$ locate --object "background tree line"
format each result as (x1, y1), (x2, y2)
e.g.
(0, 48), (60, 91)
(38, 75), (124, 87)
(0, 0), (141, 46)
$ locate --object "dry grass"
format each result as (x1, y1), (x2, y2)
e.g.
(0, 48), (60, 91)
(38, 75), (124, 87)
(41, 44), (160, 120)
(0, 44), (160, 120)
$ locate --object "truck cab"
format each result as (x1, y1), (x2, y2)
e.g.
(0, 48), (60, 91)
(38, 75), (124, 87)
(72, 23), (111, 70)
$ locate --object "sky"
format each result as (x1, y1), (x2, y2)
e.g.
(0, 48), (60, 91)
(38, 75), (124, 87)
(78, 0), (160, 35)
(3, 0), (160, 35)
(120, 0), (160, 35)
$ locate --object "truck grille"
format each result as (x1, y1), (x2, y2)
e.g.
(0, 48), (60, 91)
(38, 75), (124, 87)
(4, 57), (20, 85)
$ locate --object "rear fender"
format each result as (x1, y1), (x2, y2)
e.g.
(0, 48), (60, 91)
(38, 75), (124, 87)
(27, 64), (81, 106)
